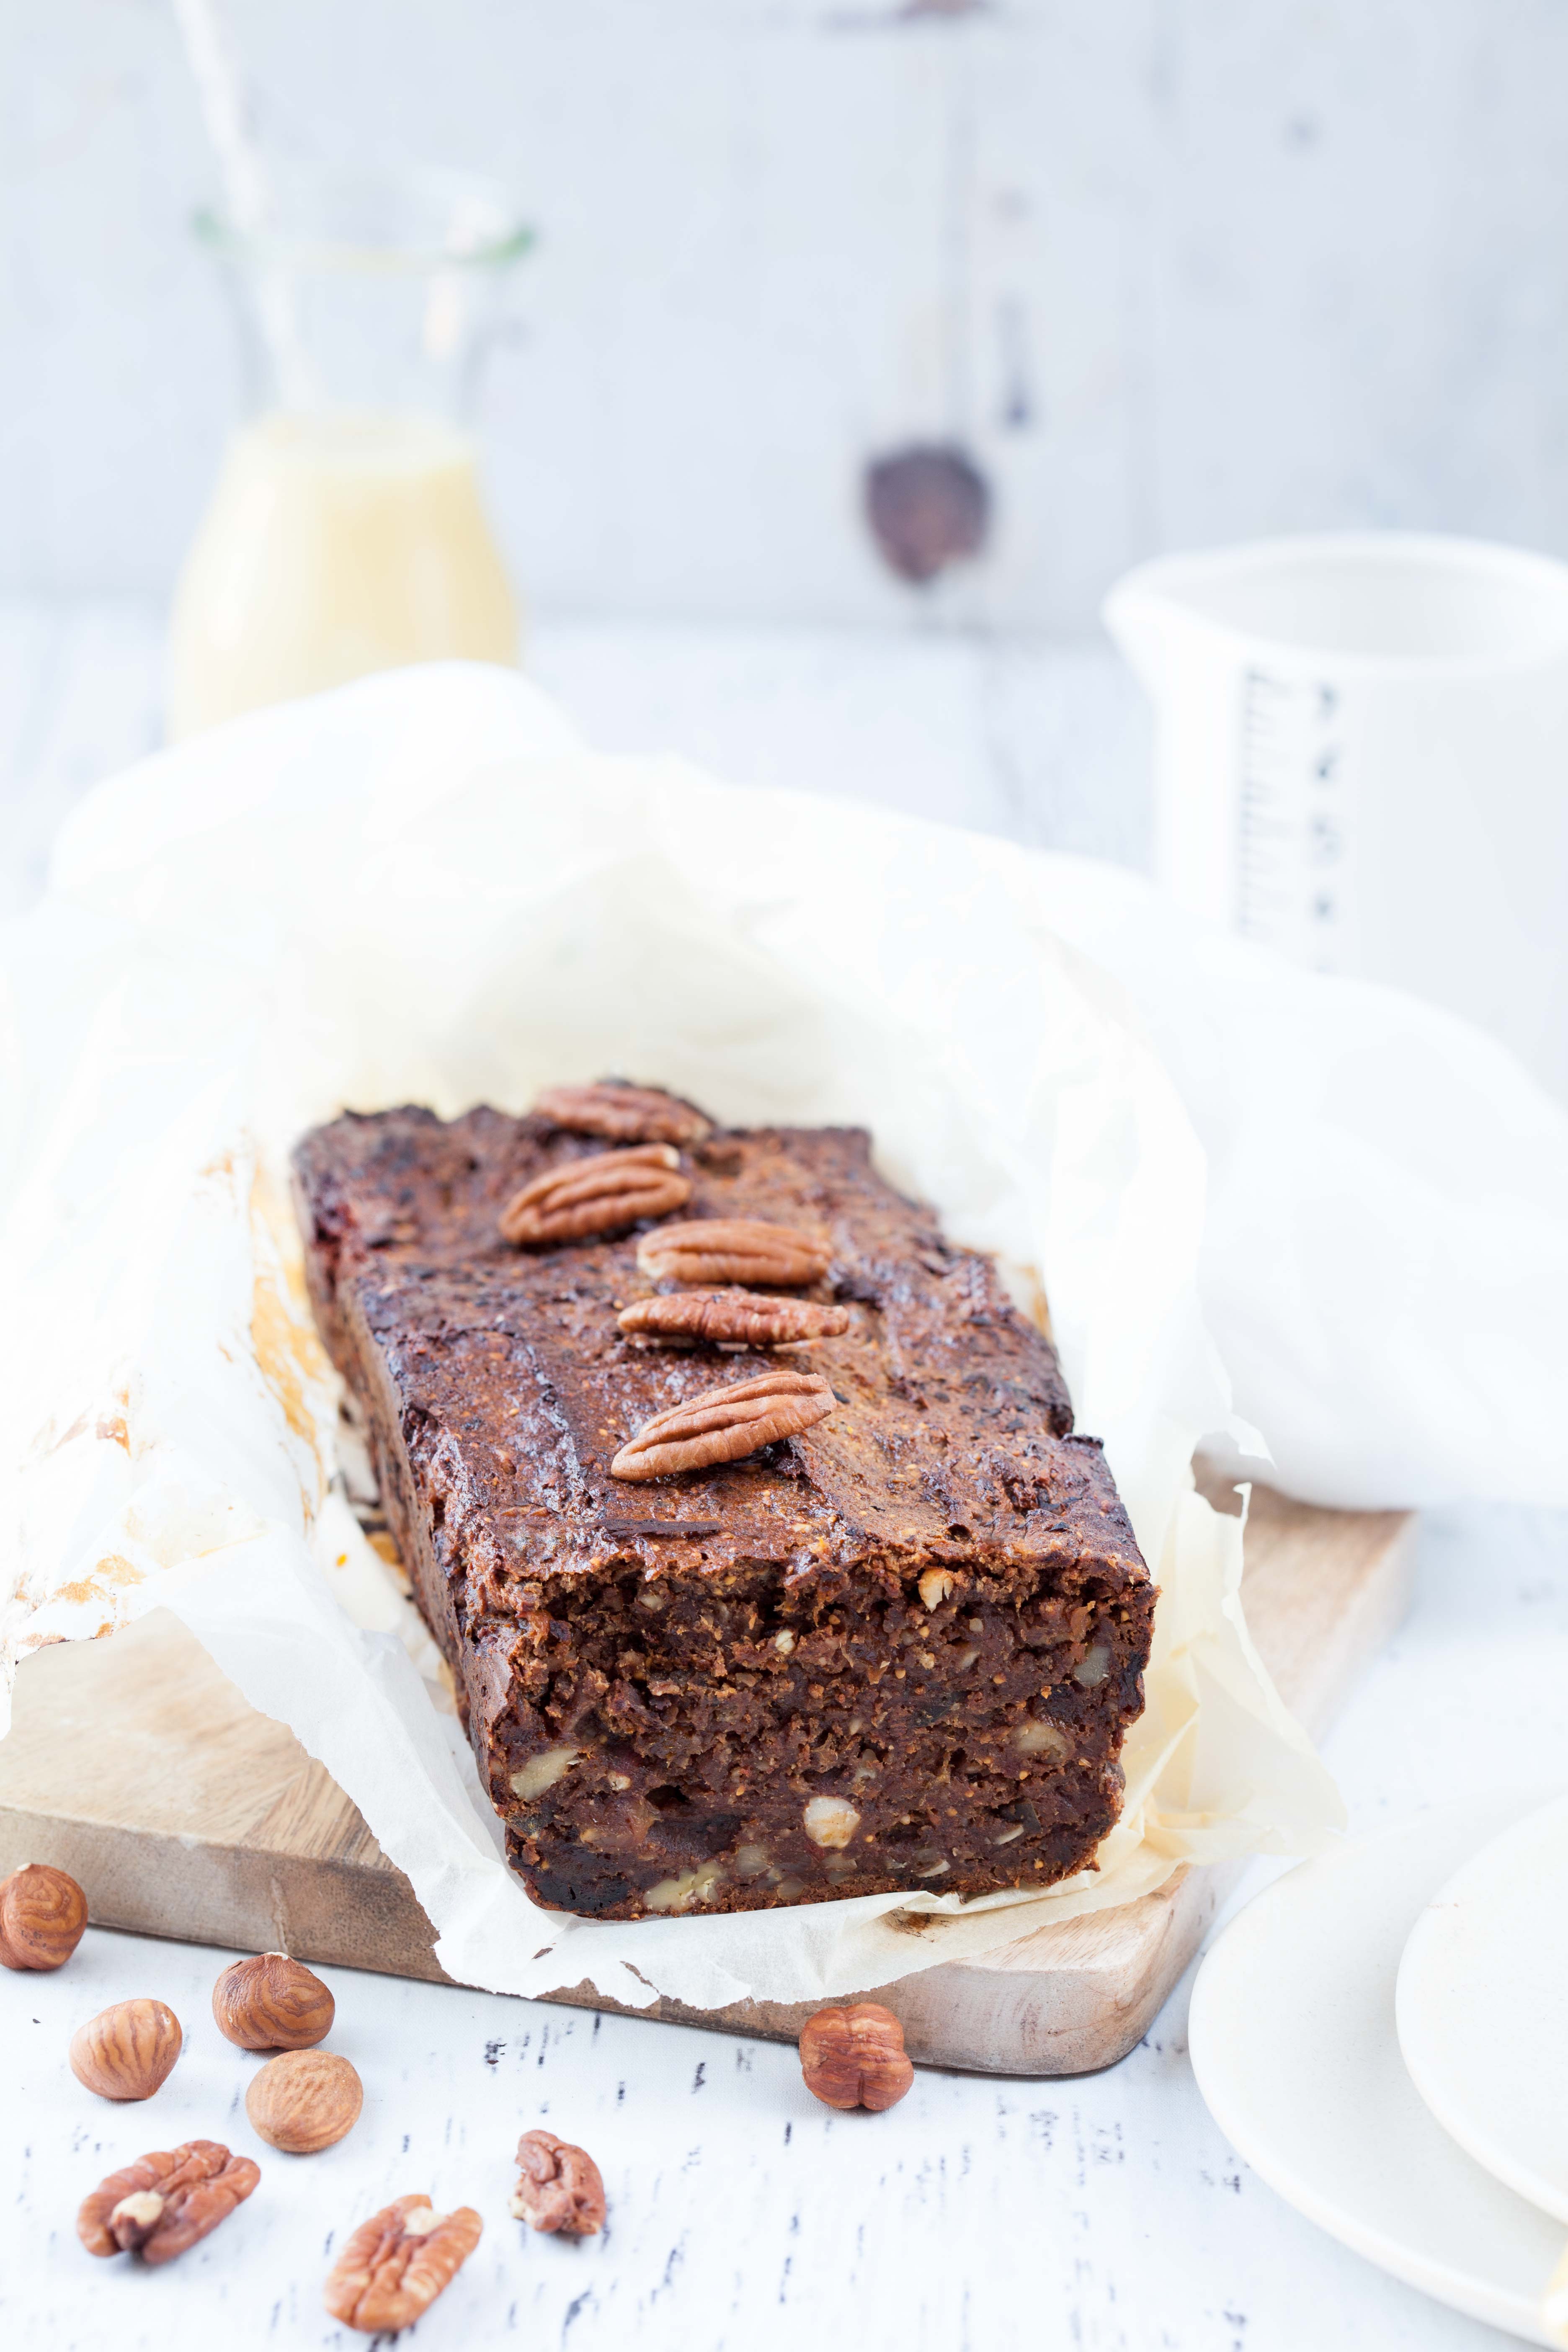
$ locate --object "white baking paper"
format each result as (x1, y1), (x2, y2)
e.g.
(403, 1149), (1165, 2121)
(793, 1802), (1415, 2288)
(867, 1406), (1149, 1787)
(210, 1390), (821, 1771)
(0, 663), (1341, 2009)
(998, 858), (1568, 1513)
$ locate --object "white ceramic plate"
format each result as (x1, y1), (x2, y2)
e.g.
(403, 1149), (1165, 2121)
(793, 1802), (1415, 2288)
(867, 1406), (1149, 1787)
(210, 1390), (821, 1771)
(1189, 1795), (1565, 2347)
(1398, 1787), (1568, 2224)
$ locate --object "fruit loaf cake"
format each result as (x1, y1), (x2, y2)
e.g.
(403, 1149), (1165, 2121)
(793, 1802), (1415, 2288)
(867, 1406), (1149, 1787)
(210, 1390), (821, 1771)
(292, 1084), (1156, 1920)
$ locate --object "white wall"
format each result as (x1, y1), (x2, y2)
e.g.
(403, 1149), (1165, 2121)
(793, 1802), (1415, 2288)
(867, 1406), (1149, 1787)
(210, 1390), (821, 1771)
(6, 0), (1568, 630)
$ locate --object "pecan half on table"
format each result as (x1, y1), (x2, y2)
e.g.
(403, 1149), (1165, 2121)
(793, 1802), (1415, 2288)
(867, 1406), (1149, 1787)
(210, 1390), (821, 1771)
(534, 1082), (711, 1146)
(510, 2129), (606, 2235)
(324, 2195), (483, 2333)
(611, 1368), (836, 1480)
(617, 1287), (850, 1349)
(636, 1217), (832, 1287)
(78, 2139), (260, 2263)
(500, 1145), (691, 1247)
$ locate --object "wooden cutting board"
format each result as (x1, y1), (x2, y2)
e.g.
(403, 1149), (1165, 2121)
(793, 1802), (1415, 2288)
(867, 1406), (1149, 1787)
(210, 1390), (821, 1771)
(0, 1482), (1412, 2075)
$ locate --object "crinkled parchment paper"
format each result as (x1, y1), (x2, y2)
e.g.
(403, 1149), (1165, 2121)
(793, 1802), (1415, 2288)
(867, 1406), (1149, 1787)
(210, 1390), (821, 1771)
(0, 664), (1341, 2010)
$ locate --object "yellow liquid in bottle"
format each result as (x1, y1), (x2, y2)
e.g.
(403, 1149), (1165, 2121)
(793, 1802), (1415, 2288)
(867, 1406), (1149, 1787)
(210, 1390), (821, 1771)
(166, 410), (520, 739)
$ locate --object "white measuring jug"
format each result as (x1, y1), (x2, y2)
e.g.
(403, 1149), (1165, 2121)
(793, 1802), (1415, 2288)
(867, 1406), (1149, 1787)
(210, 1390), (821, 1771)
(1104, 533), (1568, 1101)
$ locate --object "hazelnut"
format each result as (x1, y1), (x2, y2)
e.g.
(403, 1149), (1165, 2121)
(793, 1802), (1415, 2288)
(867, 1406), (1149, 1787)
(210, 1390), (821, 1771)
(212, 1952), (335, 2050)
(245, 2048), (363, 2153)
(69, 1999), (183, 2101)
(0, 1862), (88, 1970)
(798, 2001), (915, 2112)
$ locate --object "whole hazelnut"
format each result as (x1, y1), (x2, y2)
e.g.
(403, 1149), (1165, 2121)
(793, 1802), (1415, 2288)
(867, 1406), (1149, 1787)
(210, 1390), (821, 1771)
(69, 1999), (183, 2101)
(0, 1862), (88, 1970)
(245, 2048), (362, 2153)
(212, 1952), (335, 2051)
(798, 2001), (915, 2112)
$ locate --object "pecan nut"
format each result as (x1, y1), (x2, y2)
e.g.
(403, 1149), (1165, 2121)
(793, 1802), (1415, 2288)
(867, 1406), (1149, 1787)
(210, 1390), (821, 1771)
(798, 2002), (915, 2112)
(635, 1218), (832, 1287)
(500, 1145), (691, 1247)
(611, 1368), (836, 1480)
(324, 2195), (483, 2333)
(509, 2129), (606, 2235)
(618, 1288), (850, 1349)
(534, 1081), (711, 1145)
(78, 2140), (260, 2263)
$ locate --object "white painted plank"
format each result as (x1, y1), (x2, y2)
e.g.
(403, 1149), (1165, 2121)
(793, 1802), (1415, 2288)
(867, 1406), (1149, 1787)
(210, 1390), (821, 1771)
(0, 603), (1151, 914)
(1148, 2), (1568, 558)
(0, 598), (72, 920)
(0, 599), (63, 780)
(0, 599), (162, 915)
(0, 606), (1145, 924)
(531, 622), (1150, 864)
(979, 637), (1152, 866)
(531, 622), (1007, 833)
(11, 3), (1568, 628)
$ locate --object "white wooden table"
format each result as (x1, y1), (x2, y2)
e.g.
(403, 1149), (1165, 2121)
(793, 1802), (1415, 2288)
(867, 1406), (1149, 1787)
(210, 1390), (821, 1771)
(3, 603), (1565, 2352)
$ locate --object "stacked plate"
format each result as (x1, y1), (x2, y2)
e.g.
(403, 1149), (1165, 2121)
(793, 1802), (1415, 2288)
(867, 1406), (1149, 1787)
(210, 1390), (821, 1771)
(1189, 1792), (1568, 2344)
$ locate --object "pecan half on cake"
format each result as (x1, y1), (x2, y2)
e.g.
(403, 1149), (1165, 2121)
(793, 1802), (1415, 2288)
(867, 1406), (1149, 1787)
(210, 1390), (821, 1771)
(292, 1092), (1155, 1920)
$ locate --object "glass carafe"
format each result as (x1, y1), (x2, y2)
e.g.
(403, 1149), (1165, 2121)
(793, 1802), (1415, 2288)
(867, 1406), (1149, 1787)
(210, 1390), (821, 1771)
(167, 163), (530, 740)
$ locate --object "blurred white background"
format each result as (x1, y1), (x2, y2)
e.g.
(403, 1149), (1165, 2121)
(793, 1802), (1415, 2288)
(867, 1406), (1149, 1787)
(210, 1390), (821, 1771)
(8, 0), (1568, 631)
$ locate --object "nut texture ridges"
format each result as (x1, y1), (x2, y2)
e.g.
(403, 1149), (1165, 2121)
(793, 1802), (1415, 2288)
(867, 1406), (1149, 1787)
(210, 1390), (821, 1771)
(78, 2140), (259, 2262)
(636, 1216), (833, 1287)
(69, 1999), (183, 2102)
(212, 1952), (335, 2050)
(0, 1862), (88, 1970)
(324, 2195), (483, 2332)
(617, 1287), (850, 1349)
(509, 2130), (606, 2235)
(798, 2001), (916, 2111)
(610, 1367), (836, 1480)
(533, 1081), (712, 1145)
(500, 1145), (691, 1246)
(245, 2048), (364, 2153)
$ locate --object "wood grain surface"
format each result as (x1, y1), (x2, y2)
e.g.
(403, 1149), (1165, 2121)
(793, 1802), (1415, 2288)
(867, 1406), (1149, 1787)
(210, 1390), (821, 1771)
(0, 1481), (1412, 2076)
